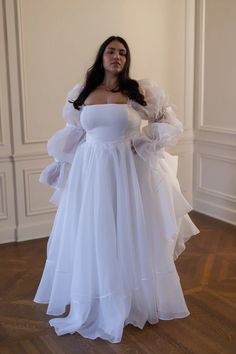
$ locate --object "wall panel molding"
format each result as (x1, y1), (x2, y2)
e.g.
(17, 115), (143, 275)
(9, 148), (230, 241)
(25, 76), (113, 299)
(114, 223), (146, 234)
(23, 167), (56, 216)
(194, 0), (236, 136)
(0, 171), (8, 219)
(0, 0), (6, 146)
(193, 0), (236, 225)
(0, 91), (4, 146)
(0, 161), (16, 243)
(16, 0), (47, 144)
(183, 0), (195, 131)
(194, 0), (205, 132)
(196, 152), (236, 203)
(0, 0), (12, 155)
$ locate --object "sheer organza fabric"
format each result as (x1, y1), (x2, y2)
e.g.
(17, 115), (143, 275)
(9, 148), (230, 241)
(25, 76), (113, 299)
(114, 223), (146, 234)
(34, 80), (199, 343)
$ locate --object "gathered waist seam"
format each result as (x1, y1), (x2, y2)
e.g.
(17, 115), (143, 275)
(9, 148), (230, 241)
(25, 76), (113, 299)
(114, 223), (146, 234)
(85, 135), (133, 144)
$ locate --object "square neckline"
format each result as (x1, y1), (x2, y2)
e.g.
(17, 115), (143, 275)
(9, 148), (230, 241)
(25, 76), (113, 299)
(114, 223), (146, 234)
(83, 103), (129, 107)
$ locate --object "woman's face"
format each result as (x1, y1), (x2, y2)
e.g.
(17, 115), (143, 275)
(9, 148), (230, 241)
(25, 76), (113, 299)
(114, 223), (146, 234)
(102, 40), (127, 75)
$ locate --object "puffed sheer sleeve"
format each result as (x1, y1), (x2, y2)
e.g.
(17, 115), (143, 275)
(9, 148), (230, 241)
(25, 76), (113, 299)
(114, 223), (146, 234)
(131, 79), (183, 162)
(39, 83), (86, 205)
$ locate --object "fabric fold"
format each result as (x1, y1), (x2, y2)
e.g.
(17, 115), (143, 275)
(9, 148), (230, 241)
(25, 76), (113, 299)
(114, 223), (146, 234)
(132, 80), (183, 165)
(39, 160), (71, 189)
(47, 124), (86, 164)
(132, 118), (183, 166)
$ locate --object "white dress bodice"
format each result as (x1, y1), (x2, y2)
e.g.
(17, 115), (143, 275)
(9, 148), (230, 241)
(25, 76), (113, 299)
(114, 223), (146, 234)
(80, 104), (141, 143)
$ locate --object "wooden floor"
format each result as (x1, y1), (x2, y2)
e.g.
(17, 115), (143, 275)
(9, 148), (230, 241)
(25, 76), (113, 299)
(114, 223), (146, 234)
(0, 212), (235, 354)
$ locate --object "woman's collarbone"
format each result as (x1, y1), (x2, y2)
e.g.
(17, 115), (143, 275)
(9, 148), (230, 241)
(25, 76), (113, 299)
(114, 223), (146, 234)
(84, 90), (128, 105)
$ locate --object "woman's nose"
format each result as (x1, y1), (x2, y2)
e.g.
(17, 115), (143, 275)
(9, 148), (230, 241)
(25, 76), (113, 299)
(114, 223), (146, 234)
(113, 50), (120, 58)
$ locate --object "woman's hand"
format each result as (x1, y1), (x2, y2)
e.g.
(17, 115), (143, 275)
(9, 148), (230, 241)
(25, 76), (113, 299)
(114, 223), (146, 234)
(130, 140), (137, 154)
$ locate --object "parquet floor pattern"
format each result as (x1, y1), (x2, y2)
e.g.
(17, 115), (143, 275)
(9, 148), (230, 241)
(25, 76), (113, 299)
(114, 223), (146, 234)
(0, 212), (235, 354)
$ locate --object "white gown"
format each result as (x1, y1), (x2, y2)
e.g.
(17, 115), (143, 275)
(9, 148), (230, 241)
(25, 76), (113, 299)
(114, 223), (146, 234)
(34, 79), (199, 343)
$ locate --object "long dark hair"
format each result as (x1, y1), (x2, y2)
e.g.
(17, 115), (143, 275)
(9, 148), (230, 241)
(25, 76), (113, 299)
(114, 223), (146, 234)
(70, 36), (146, 110)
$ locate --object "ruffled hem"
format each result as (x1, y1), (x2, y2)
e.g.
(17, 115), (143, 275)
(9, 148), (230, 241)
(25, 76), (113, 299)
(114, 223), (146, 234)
(34, 260), (190, 343)
(173, 214), (200, 260)
(47, 303), (189, 344)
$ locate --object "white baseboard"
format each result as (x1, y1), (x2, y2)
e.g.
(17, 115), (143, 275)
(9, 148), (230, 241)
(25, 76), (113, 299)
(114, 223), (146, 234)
(0, 226), (16, 244)
(193, 197), (236, 226)
(16, 220), (53, 242)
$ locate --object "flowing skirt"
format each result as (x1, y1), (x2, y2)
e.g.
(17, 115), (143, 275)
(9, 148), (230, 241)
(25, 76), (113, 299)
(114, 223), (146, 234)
(34, 139), (199, 343)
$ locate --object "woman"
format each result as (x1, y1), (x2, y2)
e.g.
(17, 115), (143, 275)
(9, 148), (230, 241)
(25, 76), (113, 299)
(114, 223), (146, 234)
(34, 36), (199, 343)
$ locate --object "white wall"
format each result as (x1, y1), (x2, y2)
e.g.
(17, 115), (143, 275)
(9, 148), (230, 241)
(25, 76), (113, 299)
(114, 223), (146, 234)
(193, 0), (236, 225)
(0, 0), (195, 243)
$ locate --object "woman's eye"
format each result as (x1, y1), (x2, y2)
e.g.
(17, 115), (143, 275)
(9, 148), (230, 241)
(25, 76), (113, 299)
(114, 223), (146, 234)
(106, 49), (126, 56)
